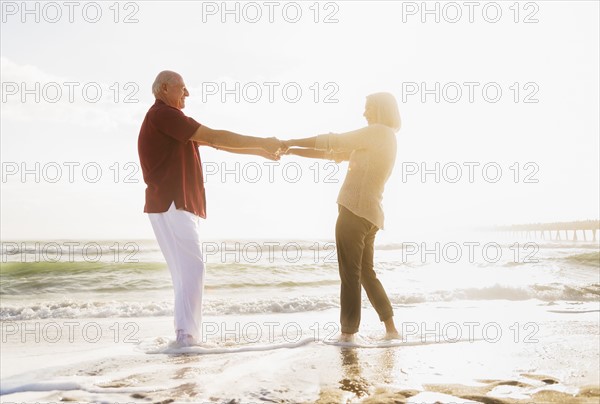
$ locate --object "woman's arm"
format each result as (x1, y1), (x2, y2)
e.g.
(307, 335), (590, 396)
(283, 137), (318, 149)
(286, 148), (351, 162)
(285, 126), (377, 153)
(285, 148), (327, 159)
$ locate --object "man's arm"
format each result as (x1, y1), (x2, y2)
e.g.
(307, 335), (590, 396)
(211, 145), (279, 161)
(191, 125), (282, 155)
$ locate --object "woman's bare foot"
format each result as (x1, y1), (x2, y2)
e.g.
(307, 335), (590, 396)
(383, 317), (401, 340)
(384, 330), (401, 340)
(339, 332), (355, 343)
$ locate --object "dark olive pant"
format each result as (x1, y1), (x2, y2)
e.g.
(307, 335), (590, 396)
(335, 206), (394, 334)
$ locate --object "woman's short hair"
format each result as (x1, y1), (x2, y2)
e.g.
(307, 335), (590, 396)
(367, 92), (401, 132)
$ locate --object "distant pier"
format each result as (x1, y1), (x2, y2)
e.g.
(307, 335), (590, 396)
(492, 220), (600, 242)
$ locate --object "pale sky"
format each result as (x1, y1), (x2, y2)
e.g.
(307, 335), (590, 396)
(1, 1), (599, 241)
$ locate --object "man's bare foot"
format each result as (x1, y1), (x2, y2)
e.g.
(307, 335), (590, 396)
(339, 333), (355, 343)
(175, 329), (197, 347)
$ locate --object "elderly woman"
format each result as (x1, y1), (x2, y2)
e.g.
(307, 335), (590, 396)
(283, 92), (401, 341)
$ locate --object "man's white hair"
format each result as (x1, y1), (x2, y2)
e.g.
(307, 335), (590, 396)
(152, 70), (181, 97)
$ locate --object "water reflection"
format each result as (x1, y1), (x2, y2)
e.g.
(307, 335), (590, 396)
(339, 347), (370, 398)
(338, 345), (402, 399)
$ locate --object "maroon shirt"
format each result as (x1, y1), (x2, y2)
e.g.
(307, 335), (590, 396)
(138, 99), (206, 218)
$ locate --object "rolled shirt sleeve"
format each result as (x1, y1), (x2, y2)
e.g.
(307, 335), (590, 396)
(315, 133), (333, 152)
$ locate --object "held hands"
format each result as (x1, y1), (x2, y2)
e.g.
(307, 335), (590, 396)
(276, 140), (295, 157)
(261, 137), (289, 160)
(280, 140), (292, 155)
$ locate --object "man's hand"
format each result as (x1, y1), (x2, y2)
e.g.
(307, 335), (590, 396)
(278, 139), (289, 155)
(259, 149), (281, 161)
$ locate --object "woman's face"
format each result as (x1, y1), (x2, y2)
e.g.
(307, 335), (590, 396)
(363, 100), (377, 125)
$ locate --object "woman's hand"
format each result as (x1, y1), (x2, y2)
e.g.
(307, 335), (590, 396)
(279, 140), (292, 154)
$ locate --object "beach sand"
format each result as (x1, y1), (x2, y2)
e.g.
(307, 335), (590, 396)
(1, 301), (598, 403)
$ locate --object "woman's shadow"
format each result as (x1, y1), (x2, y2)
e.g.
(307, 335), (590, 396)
(338, 346), (407, 400)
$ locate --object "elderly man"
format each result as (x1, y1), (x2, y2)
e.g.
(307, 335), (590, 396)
(138, 70), (282, 346)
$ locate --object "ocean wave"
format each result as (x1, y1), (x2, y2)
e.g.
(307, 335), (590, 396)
(389, 283), (600, 304)
(0, 296), (340, 321)
(560, 251), (600, 267)
(0, 261), (335, 277)
(0, 262), (171, 295)
(0, 300), (174, 321)
(2, 283), (598, 321)
(0, 261), (340, 295)
(0, 261), (166, 275)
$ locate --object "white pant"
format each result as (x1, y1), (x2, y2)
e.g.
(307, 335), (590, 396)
(149, 202), (205, 340)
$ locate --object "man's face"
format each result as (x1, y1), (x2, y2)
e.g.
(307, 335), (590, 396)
(162, 75), (189, 109)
